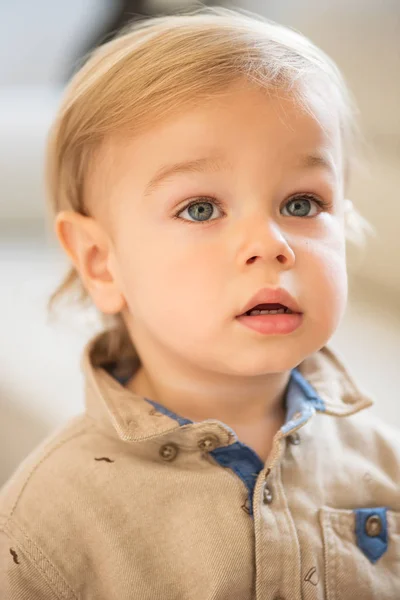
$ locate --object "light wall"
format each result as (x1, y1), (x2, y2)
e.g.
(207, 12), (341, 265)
(331, 276), (400, 426)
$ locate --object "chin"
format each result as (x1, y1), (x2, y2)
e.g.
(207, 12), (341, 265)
(224, 350), (305, 377)
(240, 333), (331, 375)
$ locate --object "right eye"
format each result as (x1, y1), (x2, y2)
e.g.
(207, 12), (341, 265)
(173, 197), (225, 224)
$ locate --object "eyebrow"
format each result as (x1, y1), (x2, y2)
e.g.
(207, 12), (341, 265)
(298, 152), (336, 175)
(143, 151), (335, 197)
(143, 156), (229, 197)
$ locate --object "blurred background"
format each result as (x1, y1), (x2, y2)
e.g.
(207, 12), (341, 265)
(1, 0), (399, 485)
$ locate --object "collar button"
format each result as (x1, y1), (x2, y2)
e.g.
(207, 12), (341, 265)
(198, 435), (220, 452)
(159, 443), (179, 461)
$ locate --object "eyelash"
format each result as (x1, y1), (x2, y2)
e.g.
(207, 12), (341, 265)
(172, 193), (332, 225)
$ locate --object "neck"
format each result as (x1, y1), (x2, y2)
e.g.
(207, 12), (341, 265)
(126, 358), (291, 430)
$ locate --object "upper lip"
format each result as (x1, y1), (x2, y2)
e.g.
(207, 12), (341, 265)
(237, 287), (302, 316)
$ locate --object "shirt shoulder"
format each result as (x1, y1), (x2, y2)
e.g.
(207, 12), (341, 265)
(0, 524), (75, 600)
(0, 414), (104, 600)
(319, 406), (400, 486)
(0, 414), (97, 517)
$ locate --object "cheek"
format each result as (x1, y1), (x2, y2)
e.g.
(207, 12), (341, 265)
(303, 233), (348, 327)
(116, 226), (220, 322)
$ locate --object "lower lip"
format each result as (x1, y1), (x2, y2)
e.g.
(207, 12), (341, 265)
(235, 312), (303, 335)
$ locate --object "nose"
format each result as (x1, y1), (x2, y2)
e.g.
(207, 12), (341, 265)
(238, 216), (295, 269)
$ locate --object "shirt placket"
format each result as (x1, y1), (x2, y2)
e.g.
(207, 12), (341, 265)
(253, 438), (303, 600)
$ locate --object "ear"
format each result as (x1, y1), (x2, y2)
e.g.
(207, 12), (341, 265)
(54, 210), (126, 315)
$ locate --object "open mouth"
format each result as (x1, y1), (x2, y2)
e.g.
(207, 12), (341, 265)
(241, 303), (295, 316)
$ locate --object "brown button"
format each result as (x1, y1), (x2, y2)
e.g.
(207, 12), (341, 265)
(263, 484), (273, 504)
(159, 443), (179, 461)
(365, 515), (382, 537)
(288, 432), (300, 445)
(198, 434), (220, 452)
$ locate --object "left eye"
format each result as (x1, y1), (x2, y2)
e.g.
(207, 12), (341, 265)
(281, 194), (322, 217)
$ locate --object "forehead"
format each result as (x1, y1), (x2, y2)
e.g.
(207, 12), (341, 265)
(90, 81), (342, 213)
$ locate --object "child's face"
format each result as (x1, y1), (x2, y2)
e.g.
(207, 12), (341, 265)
(90, 80), (347, 374)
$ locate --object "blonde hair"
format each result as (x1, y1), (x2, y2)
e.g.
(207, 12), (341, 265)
(45, 4), (374, 363)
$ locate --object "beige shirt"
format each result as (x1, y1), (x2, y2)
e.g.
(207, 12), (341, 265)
(1, 329), (400, 599)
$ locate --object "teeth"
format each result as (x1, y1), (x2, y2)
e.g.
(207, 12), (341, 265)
(247, 308), (292, 316)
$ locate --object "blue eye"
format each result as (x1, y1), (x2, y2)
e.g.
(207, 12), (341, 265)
(174, 193), (330, 224)
(282, 194), (325, 217)
(175, 198), (223, 223)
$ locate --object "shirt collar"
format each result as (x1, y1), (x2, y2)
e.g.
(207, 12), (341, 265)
(81, 329), (373, 443)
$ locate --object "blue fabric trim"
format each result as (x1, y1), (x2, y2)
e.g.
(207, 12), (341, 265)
(280, 368), (325, 435)
(290, 369), (326, 412)
(106, 363), (325, 518)
(211, 442), (264, 517)
(144, 397), (193, 426)
(354, 507), (388, 563)
(115, 373), (134, 387)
